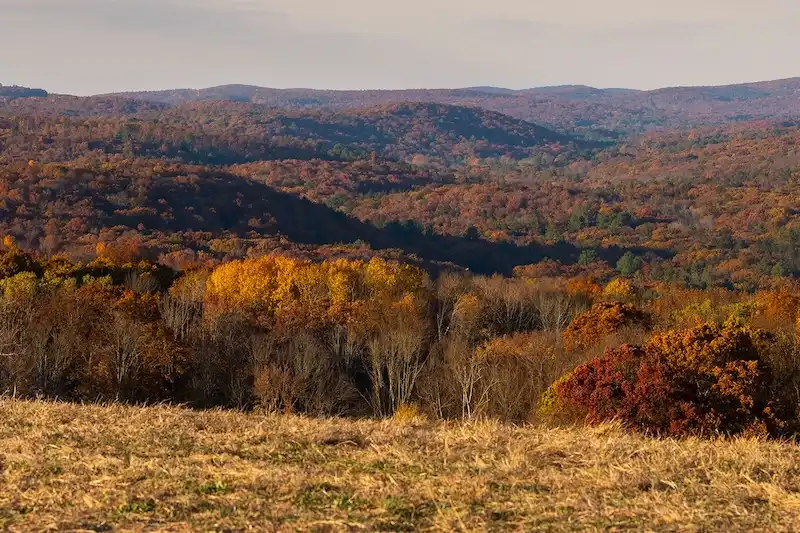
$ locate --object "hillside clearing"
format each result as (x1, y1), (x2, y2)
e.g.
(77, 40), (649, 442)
(2, 400), (800, 531)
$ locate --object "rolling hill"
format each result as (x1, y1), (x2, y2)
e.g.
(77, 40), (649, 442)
(0, 100), (581, 165)
(108, 77), (800, 139)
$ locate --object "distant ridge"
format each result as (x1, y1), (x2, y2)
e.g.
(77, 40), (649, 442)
(0, 84), (48, 98)
(100, 77), (800, 139)
(6, 76), (800, 139)
(464, 86), (518, 95)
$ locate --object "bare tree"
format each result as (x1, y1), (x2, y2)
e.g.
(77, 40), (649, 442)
(27, 320), (78, 397)
(107, 312), (149, 400)
(535, 289), (587, 334)
(0, 296), (30, 394)
(125, 271), (160, 294)
(474, 276), (538, 335)
(328, 324), (361, 364)
(251, 332), (357, 416)
(159, 294), (202, 342)
(445, 339), (488, 419)
(187, 310), (251, 407)
(367, 323), (427, 417)
(434, 272), (470, 342)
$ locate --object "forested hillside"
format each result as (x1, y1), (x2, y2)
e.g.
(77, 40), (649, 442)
(1, 96), (799, 286)
(1, 81), (799, 442)
(0, 100), (579, 166)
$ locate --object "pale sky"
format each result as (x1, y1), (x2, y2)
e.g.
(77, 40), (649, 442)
(2, 0), (799, 95)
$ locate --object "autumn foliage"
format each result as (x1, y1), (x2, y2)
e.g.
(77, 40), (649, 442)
(562, 302), (650, 352)
(3, 91), (800, 439)
(1, 239), (800, 440)
(552, 322), (795, 437)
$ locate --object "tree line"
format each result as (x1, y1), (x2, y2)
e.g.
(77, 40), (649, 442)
(2, 241), (799, 437)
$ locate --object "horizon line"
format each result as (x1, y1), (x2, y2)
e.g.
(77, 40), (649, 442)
(6, 74), (800, 98)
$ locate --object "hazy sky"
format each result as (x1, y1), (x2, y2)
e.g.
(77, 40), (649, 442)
(2, 0), (799, 95)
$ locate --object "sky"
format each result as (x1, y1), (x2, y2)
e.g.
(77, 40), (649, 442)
(1, 0), (799, 95)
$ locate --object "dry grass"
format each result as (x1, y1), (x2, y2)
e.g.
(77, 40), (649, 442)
(2, 400), (800, 532)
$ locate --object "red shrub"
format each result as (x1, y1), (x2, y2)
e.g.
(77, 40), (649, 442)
(554, 324), (793, 437)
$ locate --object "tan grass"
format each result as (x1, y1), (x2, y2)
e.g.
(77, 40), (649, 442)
(2, 399), (800, 531)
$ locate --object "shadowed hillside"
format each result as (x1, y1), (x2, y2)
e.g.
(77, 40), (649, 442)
(0, 159), (662, 274)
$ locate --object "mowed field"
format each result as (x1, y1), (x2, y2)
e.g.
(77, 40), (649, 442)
(2, 400), (800, 531)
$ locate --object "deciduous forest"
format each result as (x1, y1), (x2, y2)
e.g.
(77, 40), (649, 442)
(2, 80), (800, 438)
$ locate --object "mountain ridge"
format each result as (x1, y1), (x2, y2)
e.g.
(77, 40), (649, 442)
(99, 76), (800, 98)
(11, 76), (800, 139)
(97, 77), (800, 139)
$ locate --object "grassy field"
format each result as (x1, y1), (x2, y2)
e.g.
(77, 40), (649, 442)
(2, 401), (800, 532)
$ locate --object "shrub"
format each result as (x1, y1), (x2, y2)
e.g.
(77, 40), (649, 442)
(475, 332), (557, 423)
(563, 302), (650, 352)
(551, 323), (795, 437)
(392, 403), (424, 423)
(602, 278), (635, 301)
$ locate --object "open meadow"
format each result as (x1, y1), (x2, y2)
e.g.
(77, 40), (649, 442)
(2, 399), (800, 532)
